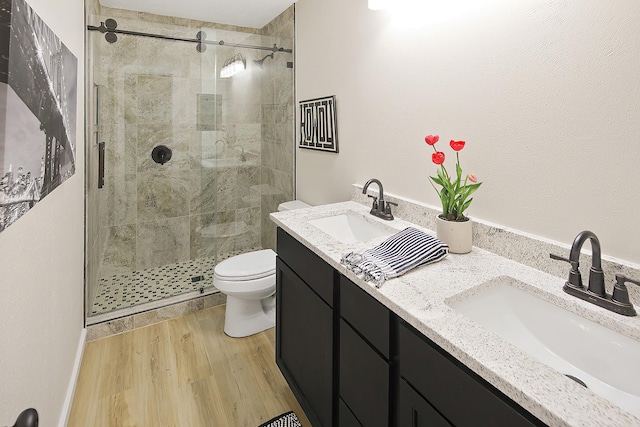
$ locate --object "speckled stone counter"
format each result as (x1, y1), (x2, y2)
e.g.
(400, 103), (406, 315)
(271, 201), (640, 427)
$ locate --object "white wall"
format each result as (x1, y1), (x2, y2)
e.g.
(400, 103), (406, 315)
(0, 0), (85, 424)
(295, 0), (640, 264)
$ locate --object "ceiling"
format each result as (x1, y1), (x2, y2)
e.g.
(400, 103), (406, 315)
(99, 0), (297, 29)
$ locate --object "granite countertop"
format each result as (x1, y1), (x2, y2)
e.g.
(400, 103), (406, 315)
(270, 201), (640, 427)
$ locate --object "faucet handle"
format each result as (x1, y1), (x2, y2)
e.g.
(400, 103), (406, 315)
(550, 253), (568, 262)
(612, 274), (640, 307)
(384, 201), (397, 215)
(550, 253), (579, 268)
(550, 253), (582, 288)
(367, 194), (378, 211)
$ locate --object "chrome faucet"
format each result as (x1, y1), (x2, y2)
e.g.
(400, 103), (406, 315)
(362, 178), (396, 220)
(551, 230), (640, 316)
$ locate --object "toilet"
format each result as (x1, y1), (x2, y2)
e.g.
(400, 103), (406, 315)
(214, 200), (311, 337)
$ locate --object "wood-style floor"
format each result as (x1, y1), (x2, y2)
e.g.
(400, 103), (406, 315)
(68, 305), (310, 427)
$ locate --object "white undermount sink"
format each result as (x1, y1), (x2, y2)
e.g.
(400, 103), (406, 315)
(447, 276), (640, 419)
(308, 213), (392, 244)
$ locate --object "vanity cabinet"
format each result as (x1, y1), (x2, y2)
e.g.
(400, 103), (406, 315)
(276, 228), (545, 427)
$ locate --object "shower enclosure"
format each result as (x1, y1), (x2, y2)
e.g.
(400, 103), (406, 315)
(85, 5), (295, 324)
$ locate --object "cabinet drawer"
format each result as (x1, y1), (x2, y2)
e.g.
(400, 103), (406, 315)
(399, 322), (542, 427)
(340, 319), (389, 427)
(277, 228), (335, 306)
(340, 275), (390, 358)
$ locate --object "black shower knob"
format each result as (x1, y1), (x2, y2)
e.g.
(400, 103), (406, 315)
(151, 145), (172, 165)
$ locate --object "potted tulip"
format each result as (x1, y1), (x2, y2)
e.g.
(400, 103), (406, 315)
(425, 134), (481, 253)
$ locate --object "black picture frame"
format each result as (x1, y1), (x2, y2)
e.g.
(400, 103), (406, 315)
(298, 95), (338, 153)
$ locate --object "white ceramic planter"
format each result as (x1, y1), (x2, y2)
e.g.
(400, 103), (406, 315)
(436, 216), (472, 254)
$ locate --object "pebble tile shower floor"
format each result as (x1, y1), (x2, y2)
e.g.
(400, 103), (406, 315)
(91, 248), (261, 315)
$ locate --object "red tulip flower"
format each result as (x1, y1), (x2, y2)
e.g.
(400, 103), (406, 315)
(468, 173), (477, 183)
(432, 152), (445, 165)
(425, 135), (439, 145)
(450, 140), (465, 151)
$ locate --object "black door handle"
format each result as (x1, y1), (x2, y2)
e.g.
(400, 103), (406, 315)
(6, 408), (38, 427)
(98, 141), (105, 189)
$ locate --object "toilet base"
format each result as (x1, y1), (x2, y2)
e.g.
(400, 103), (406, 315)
(223, 294), (275, 338)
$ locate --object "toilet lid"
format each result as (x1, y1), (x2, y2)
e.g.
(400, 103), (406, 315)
(214, 249), (276, 281)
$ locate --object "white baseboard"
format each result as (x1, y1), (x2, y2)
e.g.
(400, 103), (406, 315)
(58, 328), (86, 427)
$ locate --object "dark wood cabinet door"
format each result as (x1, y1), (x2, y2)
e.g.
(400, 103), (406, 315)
(398, 378), (451, 427)
(339, 398), (362, 427)
(339, 319), (389, 427)
(276, 258), (333, 426)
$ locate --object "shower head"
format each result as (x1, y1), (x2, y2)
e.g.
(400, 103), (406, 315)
(254, 53), (274, 68)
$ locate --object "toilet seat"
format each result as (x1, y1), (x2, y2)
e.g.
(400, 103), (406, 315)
(214, 274), (275, 296)
(214, 249), (276, 281)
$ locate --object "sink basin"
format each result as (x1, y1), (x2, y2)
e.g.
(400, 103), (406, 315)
(447, 276), (640, 418)
(308, 213), (392, 244)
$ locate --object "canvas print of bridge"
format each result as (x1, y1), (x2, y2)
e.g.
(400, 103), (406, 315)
(0, 0), (78, 233)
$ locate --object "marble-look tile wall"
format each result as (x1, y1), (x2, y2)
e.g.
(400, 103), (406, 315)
(259, 6), (295, 251)
(87, 6), (295, 295)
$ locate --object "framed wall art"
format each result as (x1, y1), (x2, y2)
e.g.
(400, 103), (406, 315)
(299, 95), (338, 153)
(0, 0), (78, 233)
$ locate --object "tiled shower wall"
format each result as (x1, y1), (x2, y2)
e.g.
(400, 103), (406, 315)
(85, 4), (295, 316)
(260, 7), (295, 251)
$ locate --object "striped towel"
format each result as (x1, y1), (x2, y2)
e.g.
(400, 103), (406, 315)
(341, 227), (448, 288)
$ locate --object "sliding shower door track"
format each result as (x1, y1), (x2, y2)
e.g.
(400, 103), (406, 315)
(87, 18), (293, 53)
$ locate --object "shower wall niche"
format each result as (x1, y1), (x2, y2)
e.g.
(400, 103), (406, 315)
(85, 3), (295, 323)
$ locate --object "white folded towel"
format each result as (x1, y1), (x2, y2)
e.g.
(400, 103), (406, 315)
(341, 227), (448, 288)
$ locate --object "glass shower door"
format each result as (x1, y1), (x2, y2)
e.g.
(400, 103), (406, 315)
(196, 40), (265, 271)
(86, 16), (220, 322)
